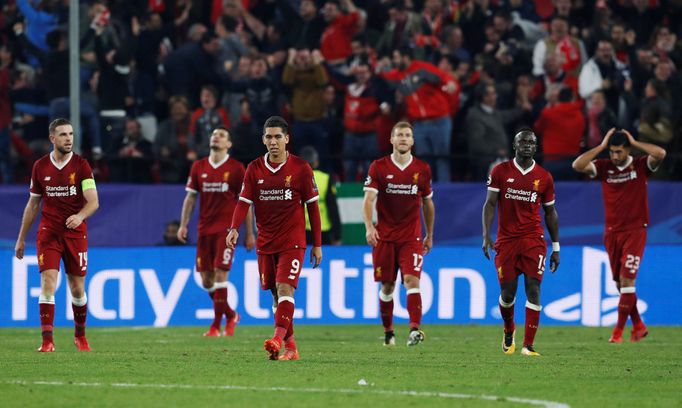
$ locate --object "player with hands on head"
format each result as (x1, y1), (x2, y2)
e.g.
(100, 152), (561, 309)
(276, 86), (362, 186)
(482, 128), (560, 357)
(572, 127), (666, 343)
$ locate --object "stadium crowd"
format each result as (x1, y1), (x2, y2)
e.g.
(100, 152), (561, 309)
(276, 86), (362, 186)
(1, 0), (681, 184)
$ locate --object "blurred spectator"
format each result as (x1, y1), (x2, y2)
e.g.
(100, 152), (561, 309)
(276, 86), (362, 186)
(612, 0), (663, 47)
(534, 87), (585, 180)
(464, 83), (528, 181)
(278, 0), (325, 50)
(381, 46), (457, 181)
(15, 0), (61, 63)
(320, 0), (361, 65)
(375, 1), (425, 58)
(326, 54), (392, 181)
(638, 79), (674, 149)
(282, 48), (329, 165)
(159, 220), (185, 246)
(162, 29), (222, 106)
(585, 90), (618, 149)
(109, 117), (153, 183)
(154, 95), (192, 183)
(532, 16), (587, 78)
(440, 25), (471, 64)
(189, 84), (230, 158)
(0, 44), (11, 183)
(215, 15), (248, 76)
(579, 40), (631, 116)
(530, 54), (578, 109)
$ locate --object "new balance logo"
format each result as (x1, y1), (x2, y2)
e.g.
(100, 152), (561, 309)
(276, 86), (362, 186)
(258, 179), (264, 184)
(201, 173), (208, 178)
(387, 175), (394, 179)
(506, 178), (514, 182)
(44, 176), (51, 181)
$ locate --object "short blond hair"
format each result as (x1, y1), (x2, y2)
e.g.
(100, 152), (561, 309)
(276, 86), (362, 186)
(391, 121), (413, 136)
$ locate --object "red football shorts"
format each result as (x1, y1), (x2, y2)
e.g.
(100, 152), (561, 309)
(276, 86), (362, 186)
(604, 228), (647, 281)
(196, 233), (234, 273)
(36, 228), (88, 276)
(494, 237), (547, 284)
(372, 239), (425, 283)
(257, 249), (306, 290)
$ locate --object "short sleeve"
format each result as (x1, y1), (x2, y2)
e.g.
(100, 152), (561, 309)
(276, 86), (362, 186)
(231, 162), (246, 193)
(238, 163), (256, 204)
(592, 159), (607, 180)
(301, 162), (319, 204)
(542, 172), (556, 206)
(30, 163), (42, 197)
(185, 161), (199, 193)
(486, 164), (501, 192)
(363, 161), (379, 193)
(79, 159), (94, 182)
(421, 163), (433, 199)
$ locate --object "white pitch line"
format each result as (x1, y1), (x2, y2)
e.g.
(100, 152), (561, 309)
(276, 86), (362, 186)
(5, 380), (570, 408)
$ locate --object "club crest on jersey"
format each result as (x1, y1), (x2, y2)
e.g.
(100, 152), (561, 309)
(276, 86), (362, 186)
(486, 174), (492, 186)
(39, 253), (44, 266)
(375, 267), (382, 278)
(284, 175), (292, 187)
(532, 179), (540, 191)
(223, 172), (230, 182)
(68, 172), (76, 185)
(413, 173), (420, 184)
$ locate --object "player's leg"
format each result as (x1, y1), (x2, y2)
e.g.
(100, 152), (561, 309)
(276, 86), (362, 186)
(63, 236), (91, 351)
(621, 229), (648, 342)
(521, 276), (542, 356)
(197, 235), (220, 336)
(214, 239), (239, 336)
(373, 241), (398, 346)
(605, 232), (627, 343)
(400, 240), (425, 346)
(38, 269), (59, 352)
(495, 242), (519, 354)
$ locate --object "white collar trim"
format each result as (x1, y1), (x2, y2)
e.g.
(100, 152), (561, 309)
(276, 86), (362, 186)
(616, 155), (633, 172)
(513, 158), (535, 175)
(390, 154), (413, 171)
(209, 154), (229, 169)
(50, 152), (73, 170)
(264, 152), (288, 173)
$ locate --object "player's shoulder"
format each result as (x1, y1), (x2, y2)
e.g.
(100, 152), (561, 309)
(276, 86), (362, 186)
(33, 154), (51, 168)
(246, 155), (265, 170)
(490, 160), (512, 174)
(412, 156), (432, 171)
(371, 155), (391, 168)
(287, 154), (313, 172)
(227, 156), (246, 170)
(534, 162), (554, 180)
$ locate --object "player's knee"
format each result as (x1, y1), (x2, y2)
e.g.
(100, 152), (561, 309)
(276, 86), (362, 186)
(403, 275), (420, 289)
(526, 288), (541, 305)
(381, 282), (395, 295)
(500, 293), (515, 305)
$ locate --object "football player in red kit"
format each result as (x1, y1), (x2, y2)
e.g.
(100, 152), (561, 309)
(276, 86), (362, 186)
(227, 116), (322, 361)
(363, 121), (435, 347)
(15, 118), (100, 352)
(572, 128), (666, 343)
(482, 129), (560, 356)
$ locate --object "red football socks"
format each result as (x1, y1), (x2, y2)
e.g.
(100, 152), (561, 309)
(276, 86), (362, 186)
(274, 298), (295, 340)
(212, 287), (227, 329)
(39, 303), (55, 343)
(630, 300), (642, 326)
(499, 301), (515, 334)
(406, 290), (422, 330)
(616, 292), (637, 330)
(524, 305), (541, 347)
(72, 303), (88, 338)
(379, 298), (394, 333)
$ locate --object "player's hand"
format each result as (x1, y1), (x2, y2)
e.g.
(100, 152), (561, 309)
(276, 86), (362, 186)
(600, 128), (616, 149)
(244, 233), (256, 252)
(423, 235), (433, 255)
(550, 251), (560, 273)
(365, 225), (379, 247)
(482, 235), (494, 260)
(310, 246), (322, 268)
(226, 229), (239, 250)
(177, 225), (188, 244)
(15, 240), (25, 260)
(622, 128), (636, 145)
(65, 214), (84, 229)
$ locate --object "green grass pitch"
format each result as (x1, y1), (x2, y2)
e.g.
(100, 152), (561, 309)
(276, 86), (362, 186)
(1, 325), (680, 407)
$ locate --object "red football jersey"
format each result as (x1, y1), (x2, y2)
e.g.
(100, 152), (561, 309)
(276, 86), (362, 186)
(487, 159), (555, 242)
(186, 155), (245, 236)
(29, 153), (94, 236)
(592, 155), (652, 232)
(239, 153), (318, 254)
(364, 155), (433, 242)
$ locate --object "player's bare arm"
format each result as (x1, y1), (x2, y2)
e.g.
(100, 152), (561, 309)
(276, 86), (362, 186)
(244, 206), (256, 251)
(177, 191), (197, 243)
(226, 228), (239, 250)
(310, 246), (322, 268)
(15, 195), (42, 260)
(422, 197), (435, 255)
(572, 127), (616, 175)
(622, 129), (667, 169)
(543, 204), (560, 272)
(66, 187), (99, 230)
(362, 190), (379, 246)
(481, 189), (498, 259)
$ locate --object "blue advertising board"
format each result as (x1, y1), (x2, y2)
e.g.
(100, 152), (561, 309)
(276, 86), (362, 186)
(2, 246), (680, 327)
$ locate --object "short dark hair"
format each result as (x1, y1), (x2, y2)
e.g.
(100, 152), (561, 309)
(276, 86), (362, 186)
(263, 116), (288, 134)
(609, 130), (631, 147)
(214, 125), (231, 140)
(49, 118), (72, 135)
(474, 84), (494, 103)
